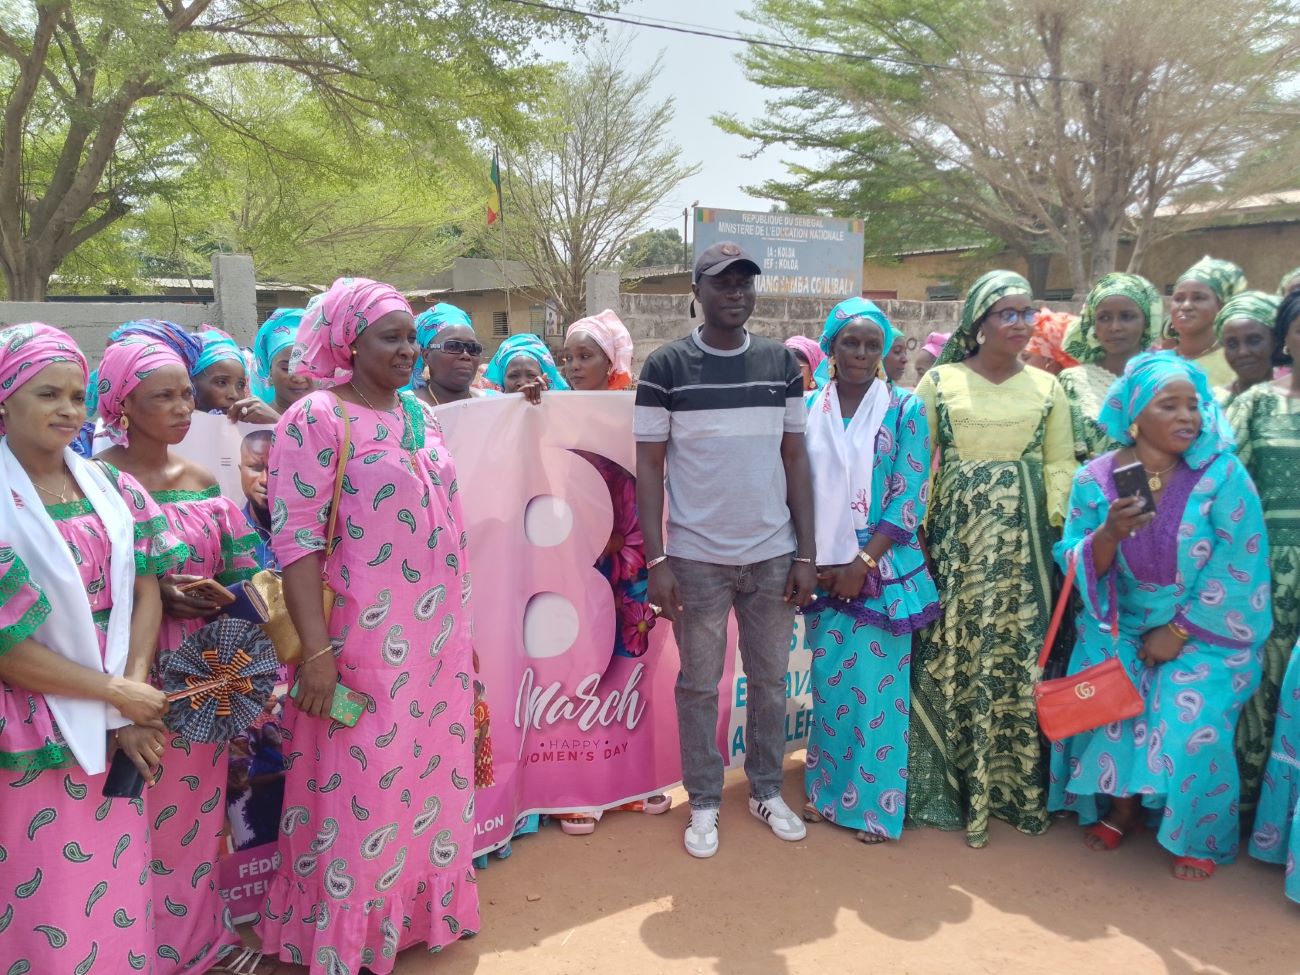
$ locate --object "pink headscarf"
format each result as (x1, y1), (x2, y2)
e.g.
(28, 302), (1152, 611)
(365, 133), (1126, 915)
(784, 335), (826, 374)
(293, 277), (413, 384)
(96, 335), (188, 445)
(921, 331), (950, 360)
(566, 309), (635, 390)
(0, 323), (88, 434)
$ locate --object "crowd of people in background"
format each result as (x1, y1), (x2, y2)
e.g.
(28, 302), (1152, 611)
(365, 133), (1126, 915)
(0, 248), (1297, 974)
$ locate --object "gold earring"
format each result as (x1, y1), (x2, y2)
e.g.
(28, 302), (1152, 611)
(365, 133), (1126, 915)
(828, 358), (838, 380)
(121, 414), (130, 431)
(976, 330), (986, 346)
(1128, 422), (1138, 440)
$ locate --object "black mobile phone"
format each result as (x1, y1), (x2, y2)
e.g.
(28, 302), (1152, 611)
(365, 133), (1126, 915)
(101, 747), (145, 800)
(1112, 461), (1157, 513)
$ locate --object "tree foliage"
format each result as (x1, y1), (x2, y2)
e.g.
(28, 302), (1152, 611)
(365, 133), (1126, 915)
(723, 0), (1300, 293)
(0, 0), (604, 299)
(620, 227), (685, 270)
(503, 44), (700, 324)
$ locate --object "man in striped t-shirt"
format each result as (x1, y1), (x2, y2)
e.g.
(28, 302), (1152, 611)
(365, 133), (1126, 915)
(634, 241), (817, 859)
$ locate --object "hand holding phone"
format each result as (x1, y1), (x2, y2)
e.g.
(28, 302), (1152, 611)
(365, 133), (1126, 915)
(290, 678), (364, 727)
(1106, 462), (1157, 539)
(1112, 461), (1158, 512)
(176, 577), (237, 607)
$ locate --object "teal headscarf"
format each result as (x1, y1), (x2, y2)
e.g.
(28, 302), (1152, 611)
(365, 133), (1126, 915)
(484, 333), (569, 391)
(814, 297), (900, 386)
(1097, 352), (1234, 470)
(415, 303), (474, 349)
(252, 308), (303, 403)
(1213, 290), (1282, 339)
(192, 327), (246, 378)
(1176, 256), (1247, 306)
(936, 270), (1033, 366)
(1064, 272), (1164, 364)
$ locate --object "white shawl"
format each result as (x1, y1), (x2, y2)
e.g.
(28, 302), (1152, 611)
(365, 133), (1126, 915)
(0, 442), (136, 775)
(806, 380), (891, 565)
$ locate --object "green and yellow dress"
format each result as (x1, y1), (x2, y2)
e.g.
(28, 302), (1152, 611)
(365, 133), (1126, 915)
(1229, 381), (1300, 812)
(1057, 362), (1123, 462)
(908, 364), (1075, 847)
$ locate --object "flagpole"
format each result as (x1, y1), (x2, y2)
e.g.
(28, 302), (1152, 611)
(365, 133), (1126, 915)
(495, 146), (511, 334)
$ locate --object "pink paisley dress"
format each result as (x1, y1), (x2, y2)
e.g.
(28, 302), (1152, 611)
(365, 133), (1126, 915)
(253, 391), (479, 975)
(0, 468), (186, 974)
(149, 486), (258, 973)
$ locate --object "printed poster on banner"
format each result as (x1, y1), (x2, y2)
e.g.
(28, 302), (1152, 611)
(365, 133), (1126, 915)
(172, 395), (811, 921)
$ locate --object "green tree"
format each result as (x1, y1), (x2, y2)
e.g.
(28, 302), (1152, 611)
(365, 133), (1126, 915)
(0, 0), (603, 299)
(504, 44), (700, 323)
(620, 227), (685, 270)
(724, 0), (1300, 294)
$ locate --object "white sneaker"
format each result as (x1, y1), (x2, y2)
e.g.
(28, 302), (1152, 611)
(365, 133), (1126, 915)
(684, 807), (720, 858)
(749, 795), (807, 841)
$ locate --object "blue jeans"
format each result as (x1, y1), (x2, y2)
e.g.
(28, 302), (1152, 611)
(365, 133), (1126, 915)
(670, 554), (796, 810)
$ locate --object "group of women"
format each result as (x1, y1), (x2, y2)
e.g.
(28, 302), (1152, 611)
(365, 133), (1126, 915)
(1, 257), (1297, 974)
(801, 257), (1299, 894)
(0, 276), (658, 975)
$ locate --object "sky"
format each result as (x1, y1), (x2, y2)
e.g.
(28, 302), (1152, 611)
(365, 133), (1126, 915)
(535, 0), (812, 240)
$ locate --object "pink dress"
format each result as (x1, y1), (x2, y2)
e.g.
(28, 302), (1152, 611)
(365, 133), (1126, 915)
(0, 470), (186, 974)
(149, 487), (257, 974)
(254, 392), (479, 974)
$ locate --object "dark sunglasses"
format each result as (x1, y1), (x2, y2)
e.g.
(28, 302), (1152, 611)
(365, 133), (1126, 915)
(428, 339), (484, 357)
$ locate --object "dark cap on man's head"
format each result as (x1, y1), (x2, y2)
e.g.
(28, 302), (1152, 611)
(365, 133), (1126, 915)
(693, 241), (762, 283)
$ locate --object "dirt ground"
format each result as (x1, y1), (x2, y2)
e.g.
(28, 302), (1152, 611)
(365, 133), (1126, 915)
(250, 756), (1300, 975)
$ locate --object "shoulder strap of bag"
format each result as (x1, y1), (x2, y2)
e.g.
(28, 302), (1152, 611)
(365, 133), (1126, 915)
(1037, 554), (1078, 671)
(323, 392), (352, 559)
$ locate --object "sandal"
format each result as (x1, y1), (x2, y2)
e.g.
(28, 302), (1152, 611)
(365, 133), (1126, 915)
(558, 814), (597, 835)
(1172, 856), (1216, 881)
(855, 830), (888, 845)
(1083, 819), (1140, 851)
(214, 948), (277, 974)
(802, 802), (824, 823)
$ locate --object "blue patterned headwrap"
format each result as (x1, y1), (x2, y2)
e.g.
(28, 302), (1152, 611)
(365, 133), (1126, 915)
(192, 327), (246, 379)
(252, 309), (303, 403)
(483, 333), (569, 391)
(415, 303), (474, 349)
(814, 296), (901, 386)
(85, 318), (201, 416)
(1097, 352), (1235, 470)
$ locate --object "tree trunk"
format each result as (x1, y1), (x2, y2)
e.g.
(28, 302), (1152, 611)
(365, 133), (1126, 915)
(1023, 252), (1052, 297)
(0, 248), (52, 301)
(1088, 221), (1123, 286)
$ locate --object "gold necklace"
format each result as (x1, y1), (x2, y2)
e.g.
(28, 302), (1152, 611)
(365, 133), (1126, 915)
(1141, 459), (1178, 492)
(33, 470), (71, 504)
(349, 382), (400, 415)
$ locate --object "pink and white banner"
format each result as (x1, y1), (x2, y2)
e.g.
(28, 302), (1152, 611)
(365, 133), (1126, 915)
(176, 392), (811, 914)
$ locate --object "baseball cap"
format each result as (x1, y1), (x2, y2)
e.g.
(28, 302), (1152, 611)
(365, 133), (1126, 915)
(693, 241), (762, 283)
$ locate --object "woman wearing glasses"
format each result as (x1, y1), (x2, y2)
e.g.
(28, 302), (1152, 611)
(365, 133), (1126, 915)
(414, 303), (500, 408)
(907, 270), (1076, 849)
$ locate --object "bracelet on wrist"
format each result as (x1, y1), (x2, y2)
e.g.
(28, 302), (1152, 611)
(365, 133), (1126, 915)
(792, 556), (814, 565)
(857, 550), (877, 570)
(302, 644), (336, 666)
(1166, 620), (1189, 641)
(646, 555), (669, 571)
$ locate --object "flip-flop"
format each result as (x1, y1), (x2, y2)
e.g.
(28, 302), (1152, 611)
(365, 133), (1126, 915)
(213, 948), (278, 974)
(1082, 819), (1138, 851)
(1172, 856), (1216, 881)
(802, 802), (824, 823)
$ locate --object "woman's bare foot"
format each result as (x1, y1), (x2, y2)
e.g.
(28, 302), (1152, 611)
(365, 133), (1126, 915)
(855, 830), (888, 845)
(1172, 856), (1216, 881)
(803, 802), (824, 823)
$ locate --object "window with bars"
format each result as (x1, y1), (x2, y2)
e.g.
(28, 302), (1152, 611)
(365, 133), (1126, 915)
(492, 311), (509, 337)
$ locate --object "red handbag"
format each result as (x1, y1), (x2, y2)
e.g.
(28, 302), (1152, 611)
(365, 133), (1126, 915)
(1033, 557), (1144, 742)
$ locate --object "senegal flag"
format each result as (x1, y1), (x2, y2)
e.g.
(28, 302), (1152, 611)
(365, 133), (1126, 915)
(487, 149), (502, 226)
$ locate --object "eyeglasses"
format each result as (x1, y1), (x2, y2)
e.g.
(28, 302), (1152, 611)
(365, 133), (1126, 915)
(428, 339), (484, 357)
(989, 308), (1037, 327)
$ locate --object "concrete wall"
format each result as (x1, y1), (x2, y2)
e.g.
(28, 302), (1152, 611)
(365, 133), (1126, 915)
(618, 292), (1080, 386)
(0, 300), (213, 367)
